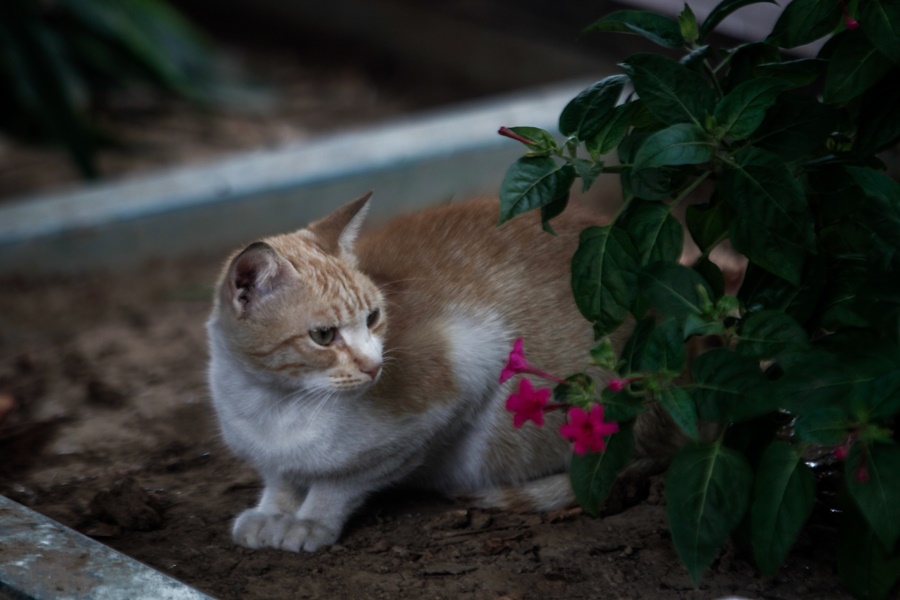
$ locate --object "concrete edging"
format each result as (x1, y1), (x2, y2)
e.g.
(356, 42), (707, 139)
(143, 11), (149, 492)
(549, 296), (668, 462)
(0, 495), (214, 600)
(0, 80), (594, 274)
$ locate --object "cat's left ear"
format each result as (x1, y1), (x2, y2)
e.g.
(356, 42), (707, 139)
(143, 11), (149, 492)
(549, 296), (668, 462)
(306, 191), (372, 264)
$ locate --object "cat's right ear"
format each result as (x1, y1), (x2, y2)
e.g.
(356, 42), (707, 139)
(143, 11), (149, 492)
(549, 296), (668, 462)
(224, 242), (287, 317)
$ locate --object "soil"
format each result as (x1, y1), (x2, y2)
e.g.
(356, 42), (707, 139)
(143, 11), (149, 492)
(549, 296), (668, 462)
(0, 12), (862, 600)
(0, 256), (857, 600)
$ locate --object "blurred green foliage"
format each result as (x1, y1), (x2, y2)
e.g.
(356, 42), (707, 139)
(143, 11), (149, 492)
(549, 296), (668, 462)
(0, 0), (228, 178)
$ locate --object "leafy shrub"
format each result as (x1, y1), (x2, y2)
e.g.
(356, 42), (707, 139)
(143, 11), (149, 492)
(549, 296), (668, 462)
(498, 1), (900, 598)
(0, 0), (227, 178)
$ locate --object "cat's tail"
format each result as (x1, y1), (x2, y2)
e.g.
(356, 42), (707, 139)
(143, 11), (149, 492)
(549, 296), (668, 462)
(464, 474), (576, 513)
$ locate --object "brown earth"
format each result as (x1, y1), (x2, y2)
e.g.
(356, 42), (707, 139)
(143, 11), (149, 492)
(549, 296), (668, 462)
(0, 256), (855, 600)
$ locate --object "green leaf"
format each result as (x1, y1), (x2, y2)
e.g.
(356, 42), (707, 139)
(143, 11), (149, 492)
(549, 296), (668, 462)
(855, 75), (900, 155)
(720, 147), (814, 285)
(621, 165), (687, 201)
(723, 42), (782, 92)
(632, 123), (715, 171)
(838, 501), (900, 600)
(559, 75), (628, 140)
(713, 78), (791, 141)
(756, 58), (828, 86)
(736, 310), (808, 359)
(659, 386), (699, 440)
(767, 0), (841, 48)
(620, 54), (716, 127)
(601, 387), (646, 422)
(666, 442), (753, 587)
(685, 197), (733, 253)
(692, 257), (726, 300)
(678, 4), (699, 45)
(620, 200), (684, 265)
(505, 126), (558, 154)
(852, 370), (900, 421)
(751, 441), (815, 576)
(586, 101), (637, 157)
(639, 262), (713, 321)
(572, 226), (640, 337)
(572, 158), (603, 193)
(692, 348), (772, 424)
(699, 0), (777, 41)
(498, 157), (576, 224)
(540, 192), (569, 235)
(681, 45), (712, 70)
(859, 0), (900, 64)
(620, 317), (655, 373)
(845, 167), (900, 268)
(846, 443), (900, 553)
(824, 31), (893, 105)
(570, 422), (635, 517)
(738, 259), (824, 324)
(777, 334), (900, 415)
(585, 10), (683, 48)
(750, 95), (836, 162)
(642, 318), (686, 373)
(794, 407), (852, 445)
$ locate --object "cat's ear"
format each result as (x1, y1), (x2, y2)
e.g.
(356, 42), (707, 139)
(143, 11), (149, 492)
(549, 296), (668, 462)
(306, 191), (372, 264)
(224, 242), (288, 317)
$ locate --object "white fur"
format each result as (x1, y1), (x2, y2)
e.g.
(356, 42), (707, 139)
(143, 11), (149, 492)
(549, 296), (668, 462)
(207, 311), (501, 552)
(424, 309), (514, 492)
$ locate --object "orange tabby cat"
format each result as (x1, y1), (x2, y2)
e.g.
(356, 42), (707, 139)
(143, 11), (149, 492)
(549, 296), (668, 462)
(207, 193), (634, 552)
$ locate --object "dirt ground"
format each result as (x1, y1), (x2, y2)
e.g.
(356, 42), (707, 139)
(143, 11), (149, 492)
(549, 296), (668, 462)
(0, 255), (857, 600)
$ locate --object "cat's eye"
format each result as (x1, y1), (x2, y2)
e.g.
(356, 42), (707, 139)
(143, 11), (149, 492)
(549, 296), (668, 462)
(310, 327), (336, 346)
(367, 309), (380, 328)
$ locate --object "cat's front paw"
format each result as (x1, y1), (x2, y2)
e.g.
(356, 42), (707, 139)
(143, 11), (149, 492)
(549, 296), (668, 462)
(232, 509), (339, 552)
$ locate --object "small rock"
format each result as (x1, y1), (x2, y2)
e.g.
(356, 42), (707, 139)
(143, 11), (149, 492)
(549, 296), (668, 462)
(429, 508), (470, 530)
(470, 510), (493, 530)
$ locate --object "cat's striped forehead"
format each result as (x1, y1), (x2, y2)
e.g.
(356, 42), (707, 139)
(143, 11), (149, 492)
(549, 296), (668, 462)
(283, 242), (380, 326)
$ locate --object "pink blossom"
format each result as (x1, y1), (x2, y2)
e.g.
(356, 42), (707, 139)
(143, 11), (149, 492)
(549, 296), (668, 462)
(839, 0), (859, 29)
(607, 377), (639, 392)
(560, 405), (620, 456)
(833, 444), (849, 461)
(498, 126), (537, 146)
(505, 378), (551, 428)
(856, 466), (870, 483)
(499, 338), (566, 385)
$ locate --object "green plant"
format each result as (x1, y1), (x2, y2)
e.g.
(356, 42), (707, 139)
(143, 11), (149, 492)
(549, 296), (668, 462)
(0, 0), (229, 178)
(498, 1), (900, 598)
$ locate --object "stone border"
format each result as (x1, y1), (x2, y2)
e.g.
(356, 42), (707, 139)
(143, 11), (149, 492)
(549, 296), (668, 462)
(0, 495), (213, 600)
(0, 81), (592, 274)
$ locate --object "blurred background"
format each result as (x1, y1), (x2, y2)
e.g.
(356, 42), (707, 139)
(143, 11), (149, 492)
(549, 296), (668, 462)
(0, 0), (790, 201)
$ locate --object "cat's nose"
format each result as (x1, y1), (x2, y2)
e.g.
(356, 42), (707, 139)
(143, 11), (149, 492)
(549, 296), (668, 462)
(362, 363), (382, 380)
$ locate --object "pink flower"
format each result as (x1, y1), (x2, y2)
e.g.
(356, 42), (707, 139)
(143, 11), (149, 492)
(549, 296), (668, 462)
(607, 377), (639, 392)
(498, 126), (537, 146)
(499, 338), (566, 385)
(505, 378), (551, 428)
(839, 0), (859, 29)
(833, 444), (849, 461)
(856, 466), (870, 483)
(560, 405), (620, 456)
(500, 338), (530, 383)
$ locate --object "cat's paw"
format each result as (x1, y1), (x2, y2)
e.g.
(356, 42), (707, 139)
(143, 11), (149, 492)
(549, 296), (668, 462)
(232, 509), (339, 552)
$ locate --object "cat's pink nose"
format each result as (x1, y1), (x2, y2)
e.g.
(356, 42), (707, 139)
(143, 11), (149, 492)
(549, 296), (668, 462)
(363, 363), (382, 380)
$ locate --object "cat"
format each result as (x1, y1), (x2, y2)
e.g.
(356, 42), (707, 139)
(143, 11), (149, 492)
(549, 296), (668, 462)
(206, 192), (669, 553)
